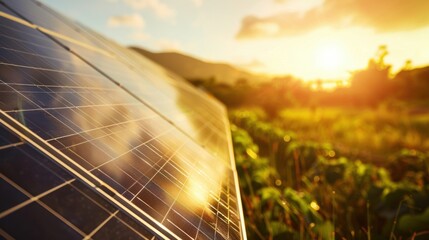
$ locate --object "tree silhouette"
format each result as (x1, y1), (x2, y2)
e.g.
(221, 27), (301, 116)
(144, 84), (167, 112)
(349, 45), (392, 106)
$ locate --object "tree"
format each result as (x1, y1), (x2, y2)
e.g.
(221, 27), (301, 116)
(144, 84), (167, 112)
(349, 45), (393, 106)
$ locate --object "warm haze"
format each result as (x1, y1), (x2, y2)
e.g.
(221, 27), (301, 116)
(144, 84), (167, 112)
(42, 0), (429, 81)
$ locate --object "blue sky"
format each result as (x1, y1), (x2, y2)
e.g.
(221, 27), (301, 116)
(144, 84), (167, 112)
(41, 0), (429, 81)
(41, 0), (262, 55)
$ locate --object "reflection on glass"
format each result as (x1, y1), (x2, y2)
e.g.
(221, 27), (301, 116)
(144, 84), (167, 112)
(0, 3), (243, 239)
(3, 0), (232, 165)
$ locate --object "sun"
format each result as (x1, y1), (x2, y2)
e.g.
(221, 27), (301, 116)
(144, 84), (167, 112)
(315, 43), (346, 71)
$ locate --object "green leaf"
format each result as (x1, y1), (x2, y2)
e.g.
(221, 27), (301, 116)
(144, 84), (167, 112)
(398, 207), (429, 233)
(259, 187), (281, 202)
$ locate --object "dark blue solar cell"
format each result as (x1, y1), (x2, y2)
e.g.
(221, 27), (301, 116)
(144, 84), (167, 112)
(40, 183), (111, 234)
(0, 178), (29, 212)
(0, 1), (245, 239)
(4, 0), (232, 164)
(92, 216), (148, 240)
(0, 122), (21, 147)
(0, 85), (39, 112)
(0, 145), (72, 196)
(0, 124), (157, 239)
(164, 209), (199, 240)
(115, 211), (157, 239)
(0, 202), (83, 240)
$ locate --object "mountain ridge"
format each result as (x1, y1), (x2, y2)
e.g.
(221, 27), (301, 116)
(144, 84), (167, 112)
(130, 46), (267, 84)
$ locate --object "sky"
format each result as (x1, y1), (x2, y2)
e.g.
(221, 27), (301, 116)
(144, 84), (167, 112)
(41, 0), (429, 81)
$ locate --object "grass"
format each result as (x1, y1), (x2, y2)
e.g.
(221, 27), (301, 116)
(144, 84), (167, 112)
(272, 107), (429, 174)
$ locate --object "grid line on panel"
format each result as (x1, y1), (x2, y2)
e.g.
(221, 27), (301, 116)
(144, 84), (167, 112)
(1, 100), (179, 238)
(0, 62), (101, 78)
(132, 148), (187, 212)
(0, 113), (98, 188)
(0, 28), (184, 236)
(0, 112), (175, 239)
(41, 26), (113, 57)
(1, 93), (241, 239)
(0, 173), (75, 219)
(0, 6), (176, 237)
(0, 141), (23, 150)
(4, 102), (144, 117)
(1, 7), (208, 150)
(0, 33), (83, 64)
(1, 3), (232, 163)
(0, 45), (71, 62)
(0, 127), (158, 239)
(166, 219), (195, 240)
(0, 10), (34, 28)
(0, 82), (120, 92)
(195, 209), (210, 239)
(36, 194), (88, 237)
(0, 84), (139, 161)
(0, 147), (86, 238)
(0, 3), (244, 239)
(69, 52), (220, 162)
(132, 141), (186, 198)
(90, 127), (176, 172)
(51, 115), (161, 151)
(0, 229), (14, 240)
(83, 210), (119, 240)
(0, 2), (112, 58)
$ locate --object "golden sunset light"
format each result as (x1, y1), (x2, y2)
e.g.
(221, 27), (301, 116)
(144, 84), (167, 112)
(316, 45), (344, 70)
(2, 1), (429, 240)
(314, 42), (347, 75)
(41, 0), (429, 82)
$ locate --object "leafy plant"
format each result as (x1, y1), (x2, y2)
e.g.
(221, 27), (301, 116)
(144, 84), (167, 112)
(230, 108), (429, 239)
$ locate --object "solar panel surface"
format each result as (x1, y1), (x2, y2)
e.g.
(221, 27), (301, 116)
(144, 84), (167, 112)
(0, 124), (156, 239)
(0, 1), (246, 239)
(2, 0), (231, 165)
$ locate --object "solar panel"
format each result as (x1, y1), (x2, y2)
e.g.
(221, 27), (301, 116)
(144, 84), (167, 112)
(0, 124), (156, 239)
(0, 1), (246, 239)
(2, 0), (232, 166)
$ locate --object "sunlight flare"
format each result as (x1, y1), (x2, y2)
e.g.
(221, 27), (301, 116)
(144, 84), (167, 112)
(315, 43), (346, 71)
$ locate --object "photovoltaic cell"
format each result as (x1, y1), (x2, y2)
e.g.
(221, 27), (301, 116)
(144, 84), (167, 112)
(1, 0), (231, 165)
(0, 124), (156, 240)
(0, 1), (246, 239)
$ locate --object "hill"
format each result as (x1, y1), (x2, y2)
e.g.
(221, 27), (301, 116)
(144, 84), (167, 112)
(130, 46), (267, 84)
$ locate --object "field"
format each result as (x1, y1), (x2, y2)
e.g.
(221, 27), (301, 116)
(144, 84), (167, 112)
(229, 107), (429, 240)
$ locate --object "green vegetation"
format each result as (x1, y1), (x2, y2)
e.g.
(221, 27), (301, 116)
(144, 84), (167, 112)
(191, 46), (429, 117)
(192, 47), (429, 239)
(230, 109), (429, 239)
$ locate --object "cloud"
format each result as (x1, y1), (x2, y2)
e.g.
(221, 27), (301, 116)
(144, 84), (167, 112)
(237, 0), (429, 39)
(123, 0), (175, 19)
(107, 14), (145, 29)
